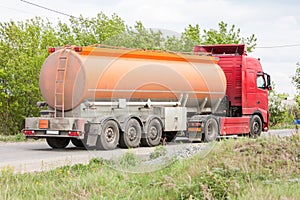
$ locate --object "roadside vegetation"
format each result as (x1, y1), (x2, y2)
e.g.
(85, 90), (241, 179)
(1, 134), (299, 199)
(0, 132), (26, 142)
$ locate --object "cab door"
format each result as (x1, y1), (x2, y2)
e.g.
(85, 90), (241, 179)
(256, 72), (269, 113)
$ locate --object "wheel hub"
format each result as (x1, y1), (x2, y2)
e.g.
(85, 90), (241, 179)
(149, 126), (158, 139)
(128, 127), (137, 141)
(105, 127), (115, 142)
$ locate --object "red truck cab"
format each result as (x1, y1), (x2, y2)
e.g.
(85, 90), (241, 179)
(192, 44), (271, 139)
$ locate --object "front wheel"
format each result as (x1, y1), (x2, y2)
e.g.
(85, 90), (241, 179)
(250, 115), (262, 138)
(96, 120), (120, 150)
(46, 138), (70, 149)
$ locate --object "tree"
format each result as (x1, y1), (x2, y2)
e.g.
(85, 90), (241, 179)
(57, 13), (125, 46)
(292, 62), (300, 92)
(103, 21), (164, 50)
(0, 18), (56, 134)
(165, 21), (256, 52)
(202, 21), (257, 52)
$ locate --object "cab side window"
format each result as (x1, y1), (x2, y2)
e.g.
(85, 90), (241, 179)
(257, 75), (265, 89)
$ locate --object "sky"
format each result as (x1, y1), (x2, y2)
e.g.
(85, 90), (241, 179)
(0, 0), (300, 97)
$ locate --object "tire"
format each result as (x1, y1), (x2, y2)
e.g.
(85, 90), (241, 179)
(203, 117), (219, 142)
(46, 138), (70, 149)
(141, 119), (162, 147)
(250, 115), (262, 138)
(71, 138), (84, 148)
(96, 120), (119, 150)
(119, 119), (142, 148)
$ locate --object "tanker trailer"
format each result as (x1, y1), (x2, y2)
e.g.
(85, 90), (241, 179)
(24, 45), (227, 150)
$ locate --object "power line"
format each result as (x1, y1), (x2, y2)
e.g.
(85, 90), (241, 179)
(20, 0), (77, 19)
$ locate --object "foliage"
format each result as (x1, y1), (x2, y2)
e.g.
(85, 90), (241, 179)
(149, 145), (167, 159)
(202, 21), (257, 52)
(0, 18), (52, 134)
(292, 62), (300, 93)
(118, 150), (141, 169)
(268, 83), (297, 127)
(104, 21), (164, 50)
(0, 132), (26, 142)
(57, 13), (125, 46)
(1, 135), (299, 199)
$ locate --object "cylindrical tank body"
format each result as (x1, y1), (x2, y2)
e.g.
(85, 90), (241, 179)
(39, 47), (227, 111)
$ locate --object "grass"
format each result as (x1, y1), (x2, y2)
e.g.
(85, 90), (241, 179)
(0, 133), (27, 142)
(0, 134), (299, 199)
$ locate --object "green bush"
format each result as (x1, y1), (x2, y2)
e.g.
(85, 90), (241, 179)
(150, 145), (167, 159)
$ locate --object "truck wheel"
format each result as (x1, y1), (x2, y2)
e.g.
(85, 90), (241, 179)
(46, 138), (70, 149)
(119, 119), (141, 148)
(71, 138), (84, 148)
(141, 119), (162, 147)
(203, 117), (219, 142)
(97, 120), (119, 150)
(250, 115), (262, 138)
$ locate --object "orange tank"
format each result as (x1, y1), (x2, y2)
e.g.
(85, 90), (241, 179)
(39, 46), (227, 111)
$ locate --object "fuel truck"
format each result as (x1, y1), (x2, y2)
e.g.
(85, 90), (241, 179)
(23, 44), (271, 150)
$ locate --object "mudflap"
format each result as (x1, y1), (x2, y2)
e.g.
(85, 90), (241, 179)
(86, 123), (101, 147)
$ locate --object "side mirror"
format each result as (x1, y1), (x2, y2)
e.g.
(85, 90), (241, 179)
(265, 73), (272, 90)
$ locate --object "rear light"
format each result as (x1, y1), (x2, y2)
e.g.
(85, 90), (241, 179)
(24, 130), (35, 135)
(68, 131), (80, 136)
(74, 46), (82, 52)
(48, 47), (55, 53)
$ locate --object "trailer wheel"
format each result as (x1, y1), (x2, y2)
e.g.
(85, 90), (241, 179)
(119, 119), (141, 148)
(141, 119), (162, 147)
(97, 120), (119, 150)
(71, 138), (84, 148)
(250, 115), (262, 138)
(203, 117), (219, 142)
(46, 138), (70, 149)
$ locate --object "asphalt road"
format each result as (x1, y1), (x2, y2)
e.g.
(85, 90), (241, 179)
(0, 129), (298, 173)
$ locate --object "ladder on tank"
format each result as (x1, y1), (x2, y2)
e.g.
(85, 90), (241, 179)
(54, 48), (71, 118)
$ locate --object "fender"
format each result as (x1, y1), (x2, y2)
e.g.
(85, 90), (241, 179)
(116, 115), (144, 133)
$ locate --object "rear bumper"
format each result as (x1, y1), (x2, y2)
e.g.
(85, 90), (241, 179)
(23, 117), (86, 139)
